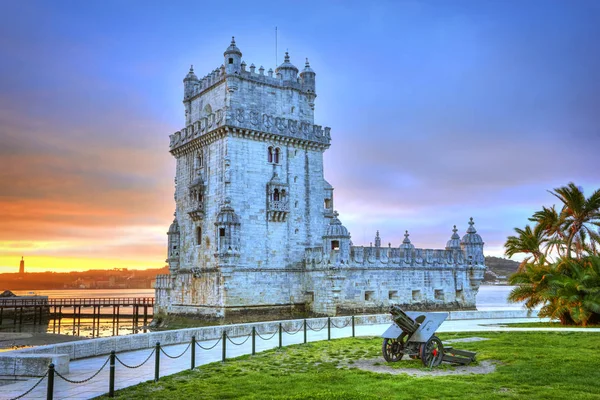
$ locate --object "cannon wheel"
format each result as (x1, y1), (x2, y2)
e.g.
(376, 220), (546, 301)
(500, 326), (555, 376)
(382, 333), (406, 362)
(419, 335), (444, 367)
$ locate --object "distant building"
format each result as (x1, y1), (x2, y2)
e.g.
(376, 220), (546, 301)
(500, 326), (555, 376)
(19, 257), (24, 274)
(155, 38), (486, 322)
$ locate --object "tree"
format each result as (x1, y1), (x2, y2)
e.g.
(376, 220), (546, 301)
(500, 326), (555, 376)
(505, 183), (600, 326)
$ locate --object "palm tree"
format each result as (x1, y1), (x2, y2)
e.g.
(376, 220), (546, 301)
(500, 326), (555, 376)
(504, 224), (547, 270)
(549, 183), (600, 258)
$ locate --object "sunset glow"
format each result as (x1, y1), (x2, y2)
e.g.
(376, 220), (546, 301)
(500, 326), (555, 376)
(1, 0), (599, 272)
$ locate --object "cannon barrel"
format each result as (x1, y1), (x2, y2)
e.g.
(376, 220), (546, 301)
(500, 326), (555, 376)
(390, 305), (419, 334)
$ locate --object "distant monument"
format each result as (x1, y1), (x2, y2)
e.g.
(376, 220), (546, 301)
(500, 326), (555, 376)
(19, 256), (24, 274)
(154, 38), (486, 322)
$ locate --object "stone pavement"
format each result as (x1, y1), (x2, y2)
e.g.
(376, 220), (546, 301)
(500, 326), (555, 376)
(2, 317), (600, 400)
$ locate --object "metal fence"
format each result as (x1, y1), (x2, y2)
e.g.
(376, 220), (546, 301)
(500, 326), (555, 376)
(8, 316), (358, 400)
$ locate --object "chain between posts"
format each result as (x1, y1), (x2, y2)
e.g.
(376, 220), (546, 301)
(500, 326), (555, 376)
(226, 333), (252, 346)
(160, 343), (191, 359)
(330, 318), (352, 329)
(255, 329), (278, 341)
(306, 320), (328, 331)
(8, 371), (48, 400)
(281, 324), (303, 335)
(195, 336), (223, 350)
(54, 356), (110, 384)
(115, 348), (156, 369)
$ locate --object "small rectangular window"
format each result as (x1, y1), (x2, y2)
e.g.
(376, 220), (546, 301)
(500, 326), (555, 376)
(331, 240), (340, 250)
(228, 58), (233, 64)
(412, 290), (421, 302)
(219, 228), (226, 237)
(435, 290), (444, 301)
(388, 290), (398, 301)
(365, 291), (374, 301)
(456, 289), (464, 302)
(196, 227), (202, 245)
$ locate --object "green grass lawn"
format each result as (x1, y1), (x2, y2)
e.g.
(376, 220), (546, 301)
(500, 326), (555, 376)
(504, 322), (600, 328)
(99, 331), (600, 399)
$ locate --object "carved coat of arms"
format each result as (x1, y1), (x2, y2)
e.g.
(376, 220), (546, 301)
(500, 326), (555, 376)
(288, 119), (297, 133)
(275, 117), (285, 131)
(263, 114), (273, 128)
(236, 109), (245, 123)
(249, 111), (259, 125)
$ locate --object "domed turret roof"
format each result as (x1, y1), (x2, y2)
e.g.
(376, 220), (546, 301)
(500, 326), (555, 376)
(400, 230), (415, 250)
(216, 198), (240, 225)
(276, 52), (299, 74)
(183, 65), (199, 82)
(324, 211), (350, 238)
(446, 225), (461, 250)
(224, 37), (242, 57)
(300, 58), (315, 75)
(461, 217), (484, 245)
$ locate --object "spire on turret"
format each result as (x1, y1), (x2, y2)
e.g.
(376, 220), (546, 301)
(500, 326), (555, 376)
(461, 217), (485, 264)
(276, 51), (298, 81)
(445, 225), (462, 250)
(184, 65), (199, 82)
(224, 36), (242, 57)
(401, 230), (415, 250)
(375, 230), (381, 247)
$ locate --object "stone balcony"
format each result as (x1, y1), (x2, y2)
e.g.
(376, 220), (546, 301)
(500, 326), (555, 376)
(188, 203), (205, 221)
(268, 200), (289, 222)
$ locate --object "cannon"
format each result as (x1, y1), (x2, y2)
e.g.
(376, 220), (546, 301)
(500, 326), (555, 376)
(381, 305), (476, 367)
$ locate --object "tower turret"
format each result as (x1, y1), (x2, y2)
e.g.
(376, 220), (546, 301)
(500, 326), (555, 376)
(400, 230), (415, 251)
(300, 58), (316, 93)
(275, 52), (299, 82)
(183, 65), (199, 99)
(445, 225), (461, 250)
(167, 213), (181, 271)
(19, 256), (24, 274)
(323, 211), (351, 263)
(461, 217), (485, 264)
(224, 36), (242, 74)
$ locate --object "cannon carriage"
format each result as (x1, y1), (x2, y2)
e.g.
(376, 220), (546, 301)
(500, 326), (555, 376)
(381, 305), (476, 367)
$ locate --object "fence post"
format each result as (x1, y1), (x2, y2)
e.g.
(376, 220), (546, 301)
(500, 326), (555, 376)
(251, 327), (256, 355)
(303, 319), (307, 344)
(191, 336), (196, 370)
(222, 331), (227, 362)
(352, 315), (355, 337)
(47, 363), (55, 400)
(154, 342), (160, 382)
(327, 317), (331, 341)
(109, 350), (115, 397)
(278, 323), (282, 348)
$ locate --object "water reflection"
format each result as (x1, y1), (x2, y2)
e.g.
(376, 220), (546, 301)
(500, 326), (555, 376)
(0, 315), (150, 338)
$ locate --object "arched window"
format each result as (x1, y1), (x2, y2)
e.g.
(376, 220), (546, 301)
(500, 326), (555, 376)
(273, 189), (280, 201)
(274, 148), (280, 164)
(324, 199), (332, 209)
(268, 147), (273, 163)
(281, 189), (286, 199)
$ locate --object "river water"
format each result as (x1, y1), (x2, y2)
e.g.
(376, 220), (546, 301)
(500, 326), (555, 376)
(2, 286), (522, 338)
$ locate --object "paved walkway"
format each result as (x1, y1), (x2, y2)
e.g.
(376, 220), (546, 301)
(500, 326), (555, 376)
(2, 318), (600, 400)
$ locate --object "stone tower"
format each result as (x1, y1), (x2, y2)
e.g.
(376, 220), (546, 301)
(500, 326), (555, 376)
(155, 38), (486, 322)
(19, 256), (24, 274)
(156, 38), (332, 320)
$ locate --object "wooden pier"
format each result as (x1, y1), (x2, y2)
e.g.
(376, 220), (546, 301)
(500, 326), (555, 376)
(0, 297), (154, 327)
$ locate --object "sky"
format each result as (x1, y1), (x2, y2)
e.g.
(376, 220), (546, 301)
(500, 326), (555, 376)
(0, 0), (599, 272)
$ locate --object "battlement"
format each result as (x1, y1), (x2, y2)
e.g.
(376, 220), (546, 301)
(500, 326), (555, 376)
(169, 106), (331, 151)
(304, 245), (486, 267)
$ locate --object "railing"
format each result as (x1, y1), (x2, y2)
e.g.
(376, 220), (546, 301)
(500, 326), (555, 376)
(7, 316), (358, 400)
(0, 297), (154, 307)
